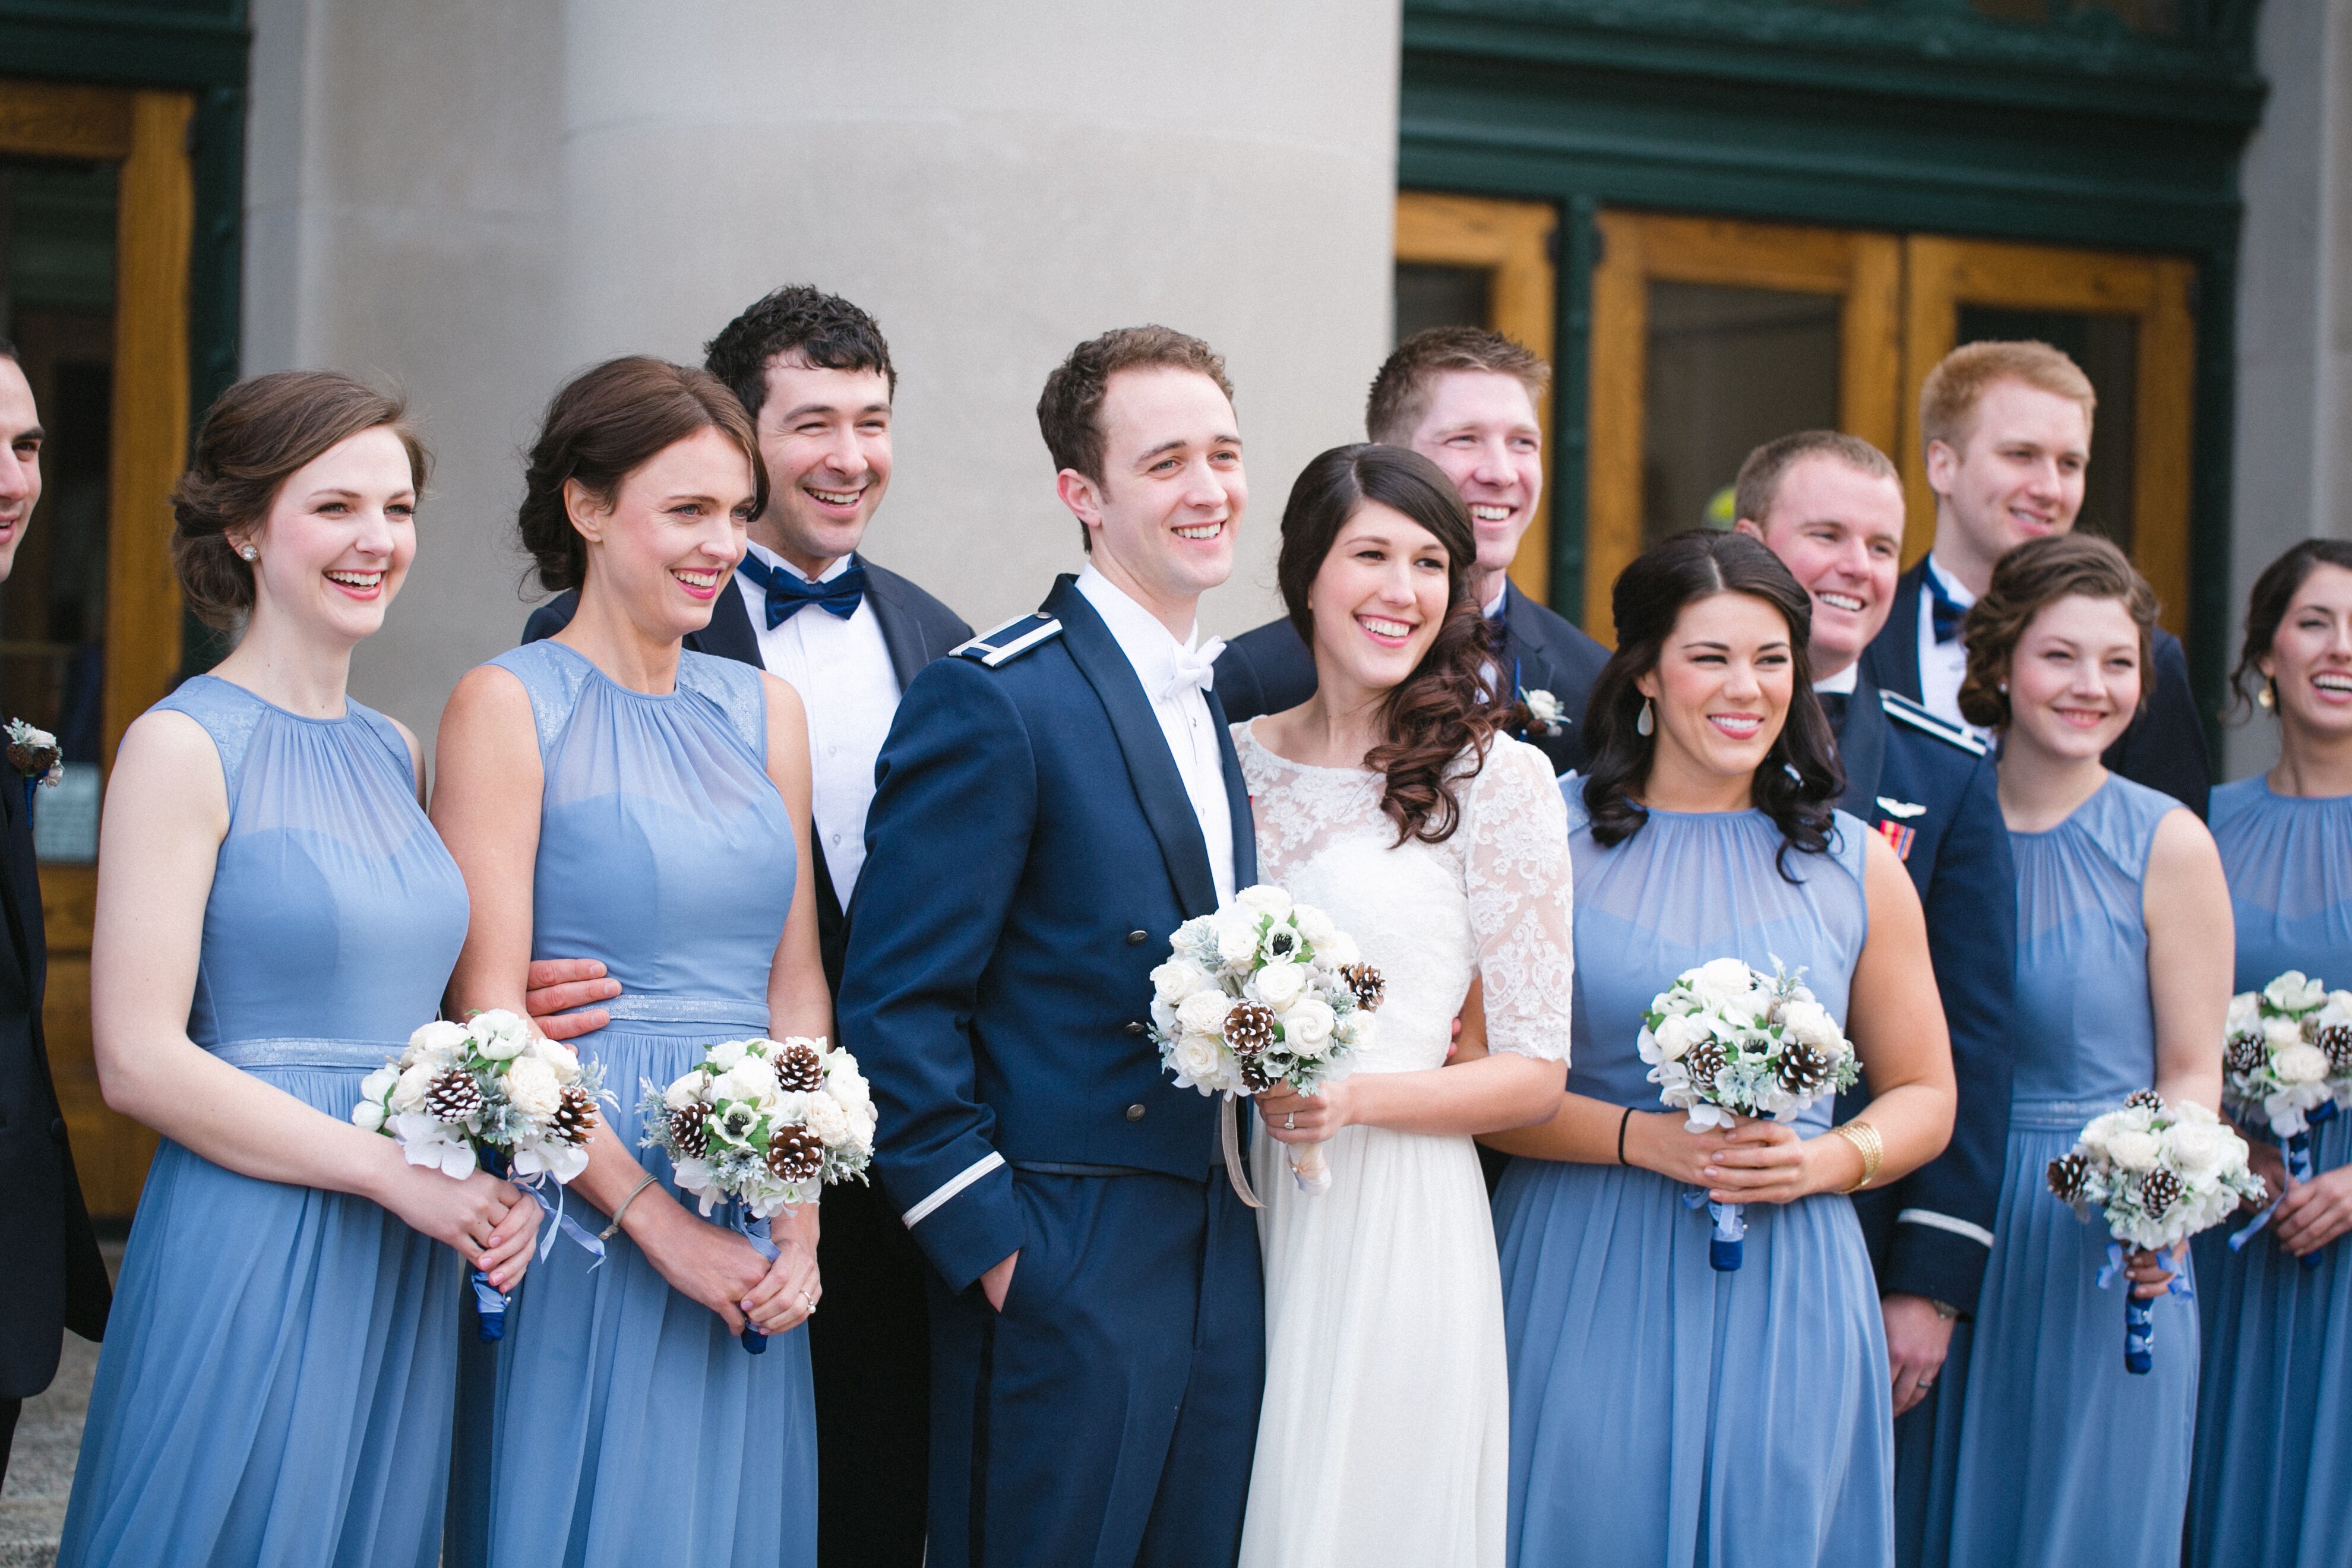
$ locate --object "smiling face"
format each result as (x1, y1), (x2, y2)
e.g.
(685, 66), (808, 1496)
(1304, 500), (1454, 701)
(2002, 592), (2144, 762)
(2259, 562), (2352, 749)
(1403, 370), (1542, 598)
(1741, 454), (1906, 678)
(235, 425), (419, 646)
(751, 355), (892, 574)
(570, 425), (755, 643)
(1059, 366), (1245, 630)
(1636, 590), (1796, 791)
(1927, 378), (2090, 582)
(0, 358), (41, 583)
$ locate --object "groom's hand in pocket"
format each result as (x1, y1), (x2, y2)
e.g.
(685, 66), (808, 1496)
(981, 1250), (1019, 1313)
(523, 957), (622, 1041)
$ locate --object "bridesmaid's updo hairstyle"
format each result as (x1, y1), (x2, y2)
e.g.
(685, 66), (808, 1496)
(1581, 530), (1842, 874)
(171, 371), (428, 629)
(2228, 538), (2352, 720)
(516, 356), (765, 595)
(1956, 533), (2158, 731)
(1276, 442), (1510, 847)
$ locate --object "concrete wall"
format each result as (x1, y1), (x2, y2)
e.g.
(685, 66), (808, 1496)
(243, 0), (1402, 754)
(2224, 0), (2352, 780)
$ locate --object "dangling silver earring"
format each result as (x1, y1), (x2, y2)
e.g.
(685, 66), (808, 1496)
(238, 545), (258, 562)
(2258, 682), (2276, 710)
(1635, 698), (1654, 737)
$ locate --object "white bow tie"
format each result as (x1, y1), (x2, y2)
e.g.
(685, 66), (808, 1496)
(1163, 637), (1226, 702)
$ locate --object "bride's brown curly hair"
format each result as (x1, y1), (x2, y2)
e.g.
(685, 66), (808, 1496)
(1276, 443), (1518, 846)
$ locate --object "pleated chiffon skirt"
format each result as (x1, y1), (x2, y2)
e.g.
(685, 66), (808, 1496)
(1495, 1155), (1893, 1568)
(1948, 1104), (2198, 1568)
(59, 1057), (463, 1568)
(444, 1020), (817, 1568)
(2187, 1112), (2352, 1568)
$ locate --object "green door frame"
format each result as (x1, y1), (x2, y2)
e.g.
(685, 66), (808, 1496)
(1401, 0), (2264, 745)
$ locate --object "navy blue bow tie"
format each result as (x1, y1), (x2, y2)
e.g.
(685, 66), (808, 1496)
(1926, 568), (1968, 646)
(738, 555), (867, 629)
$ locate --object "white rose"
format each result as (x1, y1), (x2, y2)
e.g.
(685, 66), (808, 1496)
(1319, 931), (1360, 970)
(1776, 999), (1843, 1054)
(360, 1064), (399, 1104)
(2265, 1014), (2306, 1052)
(1292, 904), (1338, 948)
(662, 1074), (701, 1112)
(1250, 962), (1307, 1012)
(825, 1056), (872, 1114)
(1284, 996), (1337, 1053)
(527, 1036), (581, 1076)
(1170, 1032), (1226, 1088)
(1178, 990), (1234, 1035)
(407, 1019), (470, 1059)
(2226, 991), (2262, 1038)
(2164, 1119), (2236, 1177)
(2266, 970), (2328, 1014)
(471, 1009), (531, 1061)
(504, 1056), (562, 1120)
(1214, 916), (1260, 968)
(2277, 1042), (2331, 1085)
(1152, 959), (1212, 1004)
(1236, 884), (1293, 919)
(2106, 1130), (2163, 1173)
(802, 1093), (852, 1148)
(1648, 1014), (1693, 1063)
(707, 1039), (749, 1073)
(2078, 1111), (2129, 1158)
(1690, 958), (1759, 1009)
(391, 1060), (437, 1114)
(350, 1099), (386, 1133)
(846, 1099), (877, 1150)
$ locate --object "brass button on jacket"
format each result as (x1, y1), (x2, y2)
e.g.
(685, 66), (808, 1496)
(1125, 1104), (1146, 1121)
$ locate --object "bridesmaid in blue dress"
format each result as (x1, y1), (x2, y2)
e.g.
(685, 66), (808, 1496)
(61, 372), (536, 1566)
(2186, 539), (2352, 1568)
(435, 358), (829, 1568)
(1943, 534), (2233, 1568)
(1488, 530), (1956, 1568)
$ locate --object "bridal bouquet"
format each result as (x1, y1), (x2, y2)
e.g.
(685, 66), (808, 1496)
(2046, 1090), (2264, 1373)
(352, 1009), (607, 1341)
(2223, 972), (2352, 1268)
(639, 1036), (875, 1351)
(1149, 884), (1381, 1196)
(1639, 956), (1861, 1270)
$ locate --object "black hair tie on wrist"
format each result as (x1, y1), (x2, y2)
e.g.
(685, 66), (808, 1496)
(1617, 1105), (1634, 1166)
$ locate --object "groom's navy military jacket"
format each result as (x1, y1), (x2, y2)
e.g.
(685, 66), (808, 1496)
(1829, 673), (2017, 1314)
(838, 574), (1256, 1293)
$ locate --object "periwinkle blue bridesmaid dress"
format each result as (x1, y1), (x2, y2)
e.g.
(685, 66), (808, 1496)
(1946, 775), (2195, 1567)
(443, 639), (815, 1568)
(2185, 776), (2352, 1568)
(1494, 790), (1893, 1567)
(58, 676), (472, 1567)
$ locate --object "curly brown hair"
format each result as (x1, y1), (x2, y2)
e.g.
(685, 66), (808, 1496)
(1275, 443), (1513, 846)
(1956, 533), (2158, 731)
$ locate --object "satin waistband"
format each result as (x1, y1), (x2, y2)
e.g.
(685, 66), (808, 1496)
(593, 995), (772, 1030)
(207, 1036), (403, 1071)
(2009, 1096), (2127, 1133)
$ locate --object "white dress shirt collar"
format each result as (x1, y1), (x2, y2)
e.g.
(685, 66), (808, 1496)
(1813, 662), (1860, 696)
(1483, 580), (1510, 621)
(1076, 565), (1202, 685)
(1924, 552), (1977, 609)
(745, 539), (854, 585)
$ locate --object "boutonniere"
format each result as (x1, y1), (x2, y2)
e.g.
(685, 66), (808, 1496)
(1520, 687), (1565, 736)
(6, 719), (62, 801)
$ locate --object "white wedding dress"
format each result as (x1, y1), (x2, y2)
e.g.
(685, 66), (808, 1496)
(1233, 722), (1575, 1568)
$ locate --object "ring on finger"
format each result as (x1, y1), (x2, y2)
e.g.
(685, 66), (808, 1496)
(801, 1289), (816, 1315)
(1284, 1112), (1296, 1130)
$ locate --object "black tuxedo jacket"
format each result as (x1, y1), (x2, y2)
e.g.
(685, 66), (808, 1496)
(522, 555), (972, 988)
(1827, 675), (2017, 1313)
(0, 770), (110, 1398)
(1212, 582), (1611, 774)
(1860, 556), (2211, 818)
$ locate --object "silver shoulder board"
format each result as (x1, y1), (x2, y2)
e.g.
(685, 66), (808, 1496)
(951, 614), (1064, 668)
(1879, 690), (1989, 756)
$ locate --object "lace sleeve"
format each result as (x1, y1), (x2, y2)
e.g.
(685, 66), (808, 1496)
(1462, 738), (1575, 1062)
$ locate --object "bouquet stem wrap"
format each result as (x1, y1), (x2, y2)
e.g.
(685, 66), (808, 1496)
(738, 1212), (776, 1356)
(2229, 1101), (2337, 1270)
(1289, 1139), (1331, 1195)
(471, 1147), (513, 1342)
(2099, 1240), (2192, 1376)
(1708, 1199), (1746, 1272)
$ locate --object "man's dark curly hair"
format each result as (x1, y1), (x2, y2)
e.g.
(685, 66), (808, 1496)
(701, 284), (896, 424)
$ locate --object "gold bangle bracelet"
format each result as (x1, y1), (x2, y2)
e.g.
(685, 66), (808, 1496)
(1831, 1121), (1883, 1194)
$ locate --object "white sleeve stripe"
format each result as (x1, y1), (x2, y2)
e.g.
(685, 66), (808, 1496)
(902, 1152), (1006, 1229)
(1895, 1207), (1996, 1249)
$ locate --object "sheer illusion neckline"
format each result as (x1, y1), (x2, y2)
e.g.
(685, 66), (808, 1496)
(2006, 773), (2122, 840)
(1238, 719), (1380, 779)
(185, 673), (353, 725)
(540, 636), (688, 700)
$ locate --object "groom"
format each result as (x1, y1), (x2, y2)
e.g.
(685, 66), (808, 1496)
(839, 325), (1263, 1568)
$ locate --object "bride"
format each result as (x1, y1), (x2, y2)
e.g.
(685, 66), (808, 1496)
(1235, 442), (1575, 1568)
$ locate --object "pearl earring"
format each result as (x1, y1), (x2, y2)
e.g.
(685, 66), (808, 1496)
(2258, 683), (2275, 710)
(1635, 698), (1654, 737)
(238, 545), (258, 562)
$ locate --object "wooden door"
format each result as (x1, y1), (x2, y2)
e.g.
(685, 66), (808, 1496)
(0, 78), (195, 1216)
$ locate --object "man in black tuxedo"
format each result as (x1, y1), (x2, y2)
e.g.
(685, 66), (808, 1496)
(0, 340), (110, 1483)
(1214, 327), (1607, 772)
(522, 287), (967, 1568)
(1858, 339), (2209, 815)
(1736, 430), (2016, 1567)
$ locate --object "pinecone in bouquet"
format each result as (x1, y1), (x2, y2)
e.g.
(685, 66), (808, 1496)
(2223, 973), (2352, 1139)
(1147, 884), (1379, 1101)
(638, 1036), (877, 1220)
(1638, 956), (1860, 1130)
(2046, 1092), (2266, 1251)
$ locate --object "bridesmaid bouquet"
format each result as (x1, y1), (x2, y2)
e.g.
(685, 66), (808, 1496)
(638, 1036), (875, 1352)
(1149, 884), (1381, 1196)
(2222, 972), (2352, 1269)
(1639, 956), (1860, 1271)
(351, 1009), (608, 1341)
(2046, 1090), (2264, 1373)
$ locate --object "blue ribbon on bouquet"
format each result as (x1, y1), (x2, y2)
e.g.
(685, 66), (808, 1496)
(734, 1207), (778, 1355)
(1683, 1188), (1746, 1271)
(2098, 1240), (2193, 1376)
(2229, 1101), (2336, 1270)
(467, 1149), (606, 1345)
